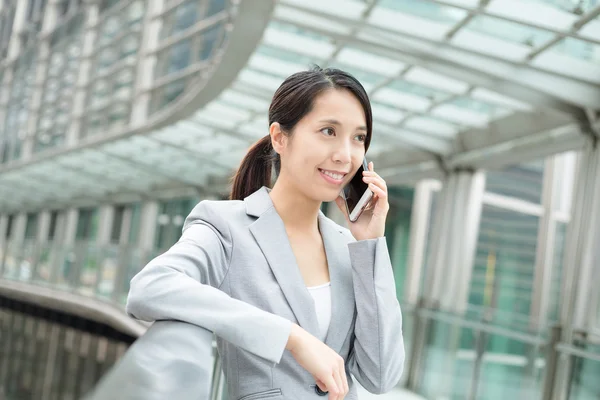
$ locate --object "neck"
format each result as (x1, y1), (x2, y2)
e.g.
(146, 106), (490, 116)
(269, 176), (321, 233)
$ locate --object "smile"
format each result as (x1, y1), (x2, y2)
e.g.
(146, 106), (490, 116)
(319, 169), (347, 184)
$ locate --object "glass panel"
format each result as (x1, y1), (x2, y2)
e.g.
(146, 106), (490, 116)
(464, 15), (554, 48)
(97, 246), (119, 298)
(470, 204), (540, 330)
(199, 23), (222, 61)
(256, 44), (314, 66)
(77, 242), (100, 296)
(155, 197), (195, 251)
(487, 0), (578, 30)
(24, 213), (38, 239)
(128, 202), (142, 245)
(206, 0), (227, 17)
(569, 353), (600, 400)
(379, 0), (468, 23)
(549, 37), (600, 64)
(419, 319), (476, 398)
(474, 332), (546, 399)
(173, 0), (199, 34)
(485, 161), (545, 204)
(75, 208), (99, 241)
(389, 79), (450, 102)
(385, 186), (414, 302)
(540, 0), (599, 14)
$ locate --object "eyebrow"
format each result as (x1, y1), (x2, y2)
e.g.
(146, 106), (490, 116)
(319, 118), (367, 132)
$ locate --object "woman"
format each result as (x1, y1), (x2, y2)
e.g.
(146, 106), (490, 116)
(126, 66), (405, 400)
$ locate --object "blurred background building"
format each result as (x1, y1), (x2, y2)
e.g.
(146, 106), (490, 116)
(0, 0), (599, 399)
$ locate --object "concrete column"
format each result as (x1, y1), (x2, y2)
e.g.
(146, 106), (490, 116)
(405, 180), (437, 305)
(96, 205), (114, 246)
(6, 0), (27, 59)
(425, 170), (485, 312)
(529, 157), (558, 329)
(36, 211), (51, 244)
(0, 214), (8, 250)
(553, 140), (600, 399)
(130, 0), (165, 126)
(405, 170), (485, 393)
(0, 215), (8, 272)
(63, 208), (79, 245)
(138, 201), (159, 251)
(0, 67), (12, 161)
(66, 2), (99, 146)
(21, 0), (61, 160)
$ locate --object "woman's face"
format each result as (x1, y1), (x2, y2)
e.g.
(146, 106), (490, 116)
(274, 88), (368, 202)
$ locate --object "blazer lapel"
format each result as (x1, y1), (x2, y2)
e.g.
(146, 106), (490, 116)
(318, 213), (356, 354)
(246, 188), (321, 339)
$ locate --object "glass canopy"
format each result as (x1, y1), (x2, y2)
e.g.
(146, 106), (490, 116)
(0, 0), (598, 212)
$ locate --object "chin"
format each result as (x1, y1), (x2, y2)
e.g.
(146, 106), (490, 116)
(321, 187), (344, 203)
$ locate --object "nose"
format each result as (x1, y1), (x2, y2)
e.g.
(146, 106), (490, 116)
(332, 142), (352, 164)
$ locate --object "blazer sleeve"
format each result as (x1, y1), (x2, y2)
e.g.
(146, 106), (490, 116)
(346, 237), (405, 394)
(83, 321), (214, 400)
(125, 201), (292, 364)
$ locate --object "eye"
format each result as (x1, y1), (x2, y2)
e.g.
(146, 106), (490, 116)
(320, 127), (335, 136)
(355, 134), (367, 142)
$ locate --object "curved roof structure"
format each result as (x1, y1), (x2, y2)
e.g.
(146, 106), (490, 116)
(0, 0), (598, 212)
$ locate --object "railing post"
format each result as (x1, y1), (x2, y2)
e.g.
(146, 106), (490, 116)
(542, 324), (562, 400)
(405, 297), (429, 391)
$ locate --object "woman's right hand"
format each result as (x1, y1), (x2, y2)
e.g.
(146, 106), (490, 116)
(286, 324), (349, 399)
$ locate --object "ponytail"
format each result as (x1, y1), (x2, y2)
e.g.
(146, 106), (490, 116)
(230, 135), (275, 201)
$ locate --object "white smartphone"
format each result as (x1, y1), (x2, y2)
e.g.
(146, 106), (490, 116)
(342, 158), (373, 222)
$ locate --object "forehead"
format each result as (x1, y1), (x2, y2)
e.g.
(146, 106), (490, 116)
(308, 89), (366, 127)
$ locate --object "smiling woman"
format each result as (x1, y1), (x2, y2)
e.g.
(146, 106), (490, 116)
(126, 66), (405, 400)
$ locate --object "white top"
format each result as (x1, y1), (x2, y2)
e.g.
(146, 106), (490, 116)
(307, 282), (332, 342)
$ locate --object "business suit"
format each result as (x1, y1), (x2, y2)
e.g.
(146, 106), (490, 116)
(83, 321), (214, 400)
(126, 186), (405, 399)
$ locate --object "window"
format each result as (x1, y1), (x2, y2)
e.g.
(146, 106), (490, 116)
(76, 207), (98, 241)
(111, 205), (126, 243)
(24, 212), (38, 239)
(48, 210), (59, 241)
(5, 215), (14, 240)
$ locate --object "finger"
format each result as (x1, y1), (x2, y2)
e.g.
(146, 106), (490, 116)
(368, 182), (388, 201)
(323, 375), (339, 400)
(363, 176), (387, 195)
(333, 369), (344, 400)
(369, 161), (374, 172)
(339, 360), (349, 396)
(316, 379), (327, 392)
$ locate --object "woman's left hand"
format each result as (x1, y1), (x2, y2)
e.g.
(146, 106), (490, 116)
(335, 162), (389, 241)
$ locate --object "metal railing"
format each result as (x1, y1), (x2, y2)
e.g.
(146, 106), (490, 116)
(2, 241), (599, 400)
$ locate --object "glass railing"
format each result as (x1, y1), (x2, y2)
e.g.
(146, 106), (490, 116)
(0, 240), (154, 305)
(2, 241), (599, 400)
(410, 305), (600, 400)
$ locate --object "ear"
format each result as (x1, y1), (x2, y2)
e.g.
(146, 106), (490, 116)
(269, 122), (287, 155)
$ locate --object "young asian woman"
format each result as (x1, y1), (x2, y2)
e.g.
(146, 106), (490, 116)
(126, 66), (405, 400)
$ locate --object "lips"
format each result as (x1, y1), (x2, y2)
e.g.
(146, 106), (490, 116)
(319, 169), (346, 180)
(318, 168), (348, 185)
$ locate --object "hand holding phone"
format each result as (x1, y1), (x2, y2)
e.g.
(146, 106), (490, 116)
(335, 159), (390, 241)
(342, 158), (373, 222)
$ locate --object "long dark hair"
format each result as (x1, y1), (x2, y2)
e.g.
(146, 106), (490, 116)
(230, 66), (373, 201)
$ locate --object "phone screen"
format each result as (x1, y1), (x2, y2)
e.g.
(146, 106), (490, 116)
(342, 159), (370, 215)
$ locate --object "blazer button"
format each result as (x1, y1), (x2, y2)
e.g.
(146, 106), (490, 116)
(314, 385), (328, 396)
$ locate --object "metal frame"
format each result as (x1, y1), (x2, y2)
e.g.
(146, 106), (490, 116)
(0, 0), (597, 214)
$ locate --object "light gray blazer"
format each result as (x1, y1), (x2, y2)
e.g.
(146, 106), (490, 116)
(126, 187), (405, 400)
(83, 321), (214, 400)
